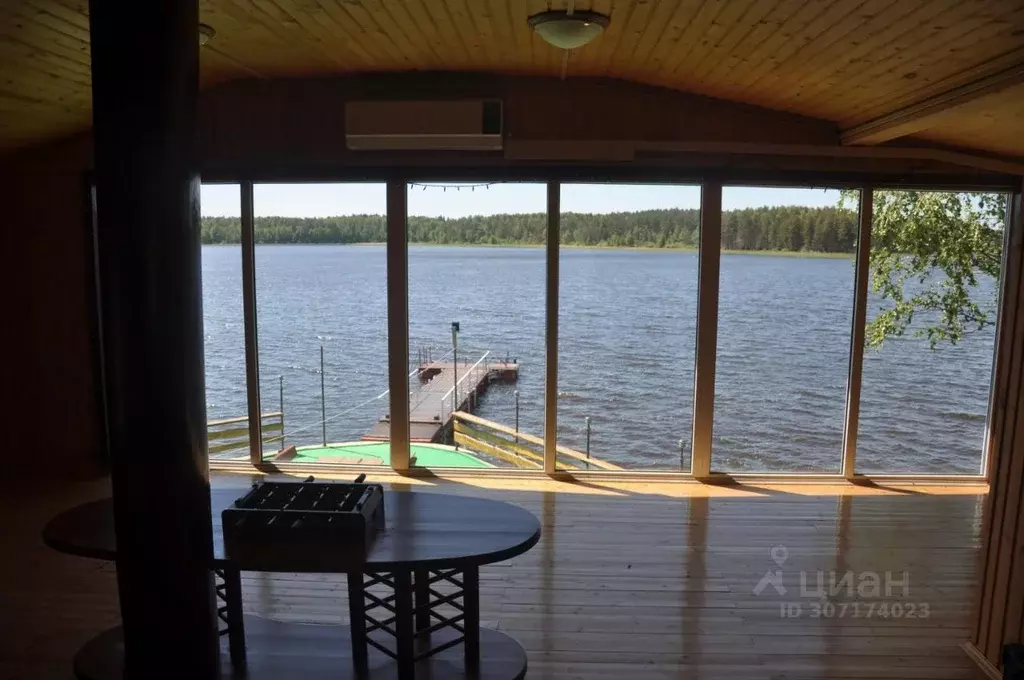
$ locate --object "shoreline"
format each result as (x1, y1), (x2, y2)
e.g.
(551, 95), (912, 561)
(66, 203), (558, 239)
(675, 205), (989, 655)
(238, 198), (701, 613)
(202, 242), (853, 259)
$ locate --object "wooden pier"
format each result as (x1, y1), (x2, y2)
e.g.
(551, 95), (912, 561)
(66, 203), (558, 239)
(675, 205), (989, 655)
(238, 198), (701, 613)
(362, 355), (518, 443)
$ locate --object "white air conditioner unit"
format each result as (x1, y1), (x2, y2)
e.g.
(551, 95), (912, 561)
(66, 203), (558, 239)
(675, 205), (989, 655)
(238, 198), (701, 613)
(345, 100), (503, 151)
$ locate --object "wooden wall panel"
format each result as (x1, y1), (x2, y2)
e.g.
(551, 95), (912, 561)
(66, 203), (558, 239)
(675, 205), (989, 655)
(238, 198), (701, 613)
(915, 83), (1024, 159)
(195, 73), (839, 173)
(191, 73), (1024, 185)
(0, 138), (101, 479)
(971, 181), (1024, 675)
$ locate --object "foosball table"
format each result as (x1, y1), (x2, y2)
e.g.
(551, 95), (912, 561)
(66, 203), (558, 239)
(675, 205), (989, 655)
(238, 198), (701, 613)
(222, 475), (386, 571)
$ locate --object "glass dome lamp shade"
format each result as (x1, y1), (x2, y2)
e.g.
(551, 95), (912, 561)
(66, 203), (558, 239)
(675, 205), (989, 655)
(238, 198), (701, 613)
(528, 10), (610, 50)
(199, 24), (216, 46)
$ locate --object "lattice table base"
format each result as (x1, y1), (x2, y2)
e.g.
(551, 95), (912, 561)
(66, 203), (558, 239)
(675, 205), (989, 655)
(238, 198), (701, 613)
(349, 567), (482, 679)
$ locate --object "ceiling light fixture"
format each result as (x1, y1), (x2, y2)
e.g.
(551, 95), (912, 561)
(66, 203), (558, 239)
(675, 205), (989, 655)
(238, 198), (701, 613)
(199, 24), (216, 46)
(528, 9), (610, 50)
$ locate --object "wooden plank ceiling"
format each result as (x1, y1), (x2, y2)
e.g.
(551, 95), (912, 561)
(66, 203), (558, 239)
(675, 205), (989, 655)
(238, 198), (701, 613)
(1, 0), (1023, 157)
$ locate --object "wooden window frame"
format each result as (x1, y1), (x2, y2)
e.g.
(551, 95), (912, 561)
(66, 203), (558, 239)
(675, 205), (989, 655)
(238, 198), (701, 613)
(225, 175), (1010, 484)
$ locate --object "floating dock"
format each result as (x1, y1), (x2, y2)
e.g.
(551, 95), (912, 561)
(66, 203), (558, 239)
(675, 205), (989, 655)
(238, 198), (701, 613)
(362, 354), (518, 443)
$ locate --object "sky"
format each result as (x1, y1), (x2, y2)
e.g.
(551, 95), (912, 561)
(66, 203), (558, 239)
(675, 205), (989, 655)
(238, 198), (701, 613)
(200, 182), (841, 218)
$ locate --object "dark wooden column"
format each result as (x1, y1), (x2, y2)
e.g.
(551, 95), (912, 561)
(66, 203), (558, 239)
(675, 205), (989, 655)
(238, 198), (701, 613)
(89, 1), (219, 678)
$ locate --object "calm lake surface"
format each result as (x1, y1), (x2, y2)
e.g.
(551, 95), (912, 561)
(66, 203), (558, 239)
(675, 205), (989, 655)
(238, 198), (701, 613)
(202, 245), (996, 474)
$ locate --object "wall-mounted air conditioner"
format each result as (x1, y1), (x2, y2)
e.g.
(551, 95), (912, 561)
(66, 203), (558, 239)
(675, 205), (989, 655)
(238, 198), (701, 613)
(345, 100), (503, 151)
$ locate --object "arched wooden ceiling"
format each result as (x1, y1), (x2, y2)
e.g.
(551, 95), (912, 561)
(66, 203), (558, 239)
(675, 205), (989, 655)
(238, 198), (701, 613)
(1, 0), (1023, 158)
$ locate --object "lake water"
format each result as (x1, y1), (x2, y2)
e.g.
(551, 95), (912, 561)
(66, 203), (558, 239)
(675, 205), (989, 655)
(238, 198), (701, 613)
(202, 245), (996, 474)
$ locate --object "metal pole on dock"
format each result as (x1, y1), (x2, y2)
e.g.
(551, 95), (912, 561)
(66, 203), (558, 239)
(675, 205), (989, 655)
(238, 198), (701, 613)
(279, 375), (284, 446)
(585, 417), (591, 459)
(320, 345), (326, 447)
(514, 390), (520, 443)
(451, 322), (460, 415)
(679, 439), (685, 470)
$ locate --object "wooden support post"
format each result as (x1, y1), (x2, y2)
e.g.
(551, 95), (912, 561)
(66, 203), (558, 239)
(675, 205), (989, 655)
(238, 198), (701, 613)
(544, 181), (560, 474)
(241, 180), (262, 465)
(690, 181), (722, 478)
(841, 188), (873, 479)
(89, 0), (219, 676)
(388, 180), (411, 471)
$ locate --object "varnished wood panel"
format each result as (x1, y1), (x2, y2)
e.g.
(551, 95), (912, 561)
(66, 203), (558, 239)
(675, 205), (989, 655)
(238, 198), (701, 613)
(4, 473), (991, 680)
(971, 182), (1024, 673)
(916, 83), (1024, 159)
(0, 0), (1022, 157)
(0, 149), (100, 478)
(194, 74), (838, 172)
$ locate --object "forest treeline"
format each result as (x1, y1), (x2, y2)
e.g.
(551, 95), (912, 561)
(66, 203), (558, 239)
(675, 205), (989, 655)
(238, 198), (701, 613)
(202, 205), (858, 253)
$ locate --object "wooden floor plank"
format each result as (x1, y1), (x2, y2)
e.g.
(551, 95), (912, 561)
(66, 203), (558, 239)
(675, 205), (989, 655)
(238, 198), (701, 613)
(1, 474), (989, 680)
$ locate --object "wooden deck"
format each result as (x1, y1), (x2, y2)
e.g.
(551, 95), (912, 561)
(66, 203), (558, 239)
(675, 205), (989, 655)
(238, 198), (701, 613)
(362, 359), (519, 443)
(3, 473), (989, 680)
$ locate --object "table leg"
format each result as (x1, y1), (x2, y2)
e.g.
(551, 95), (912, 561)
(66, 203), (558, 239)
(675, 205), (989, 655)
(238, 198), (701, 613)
(221, 566), (247, 666)
(394, 570), (415, 680)
(347, 572), (369, 678)
(414, 569), (430, 635)
(463, 566), (480, 668)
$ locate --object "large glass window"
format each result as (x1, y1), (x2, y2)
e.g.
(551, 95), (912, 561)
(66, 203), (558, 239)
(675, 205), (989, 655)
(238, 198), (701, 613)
(856, 191), (1005, 475)
(713, 187), (854, 473)
(200, 183), (248, 459)
(557, 183), (701, 471)
(405, 182), (547, 469)
(253, 183), (389, 465)
(204, 178), (1006, 480)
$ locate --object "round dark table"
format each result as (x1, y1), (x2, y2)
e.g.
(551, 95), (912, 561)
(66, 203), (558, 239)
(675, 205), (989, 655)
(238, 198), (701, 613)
(44, 488), (541, 680)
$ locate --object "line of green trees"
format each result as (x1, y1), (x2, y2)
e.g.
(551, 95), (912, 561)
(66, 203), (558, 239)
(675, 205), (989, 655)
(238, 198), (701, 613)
(201, 205), (858, 253)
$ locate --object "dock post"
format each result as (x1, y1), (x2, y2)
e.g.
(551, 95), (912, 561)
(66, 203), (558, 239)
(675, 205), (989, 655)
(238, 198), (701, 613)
(585, 417), (591, 459)
(320, 345), (326, 447)
(279, 375), (284, 447)
(679, 439), (685, 470)
(514, 390), (520, 443)
(451, 322), (460, 417)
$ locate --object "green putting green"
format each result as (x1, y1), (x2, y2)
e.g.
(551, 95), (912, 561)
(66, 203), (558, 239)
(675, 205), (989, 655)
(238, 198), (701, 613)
(290, 441), (494, 468)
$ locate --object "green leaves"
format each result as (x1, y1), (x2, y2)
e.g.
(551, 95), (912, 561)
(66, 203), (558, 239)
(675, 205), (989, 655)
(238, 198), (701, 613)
(842, 190), (1006, 350)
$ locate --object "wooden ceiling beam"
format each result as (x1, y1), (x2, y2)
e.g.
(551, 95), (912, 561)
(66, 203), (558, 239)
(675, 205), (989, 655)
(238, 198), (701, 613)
(841, 60), (1024, 146)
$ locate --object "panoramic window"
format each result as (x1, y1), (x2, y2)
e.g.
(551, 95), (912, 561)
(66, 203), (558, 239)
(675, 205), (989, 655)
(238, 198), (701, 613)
(713, 187), (855, 473)
(855, 191), (1006, 475)
(557, 183), (701, 471)
(249, 183), (389, 466)
(405, 182), (547, 470)
(200, 183), (249, 460)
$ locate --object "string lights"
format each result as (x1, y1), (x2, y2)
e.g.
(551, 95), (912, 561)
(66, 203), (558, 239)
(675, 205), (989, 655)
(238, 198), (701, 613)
(408, 182), (497, 192)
